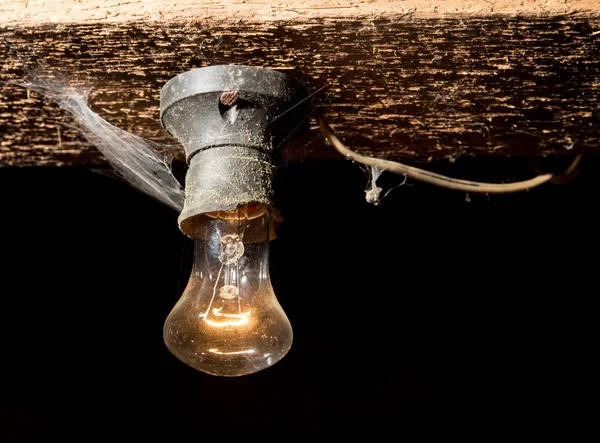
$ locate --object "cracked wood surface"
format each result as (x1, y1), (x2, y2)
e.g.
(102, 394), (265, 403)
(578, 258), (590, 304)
(1, 0), (599, 167)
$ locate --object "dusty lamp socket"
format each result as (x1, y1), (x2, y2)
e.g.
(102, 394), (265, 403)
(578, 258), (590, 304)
(159, 65), (309, 237)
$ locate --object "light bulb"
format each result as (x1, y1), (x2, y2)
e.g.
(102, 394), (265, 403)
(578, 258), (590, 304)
(163, 204), (292, 376)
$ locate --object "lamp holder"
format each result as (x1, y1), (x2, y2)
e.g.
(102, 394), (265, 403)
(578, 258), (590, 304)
(160, 65), (309, 237)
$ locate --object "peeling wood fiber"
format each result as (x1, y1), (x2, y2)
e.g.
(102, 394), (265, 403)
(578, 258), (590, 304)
(1, 2), (599, 167)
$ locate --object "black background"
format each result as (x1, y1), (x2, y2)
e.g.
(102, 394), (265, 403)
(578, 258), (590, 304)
(0, 156), (595, 441)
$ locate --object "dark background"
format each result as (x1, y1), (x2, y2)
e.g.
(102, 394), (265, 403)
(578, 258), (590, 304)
(0, 156), (595, 441)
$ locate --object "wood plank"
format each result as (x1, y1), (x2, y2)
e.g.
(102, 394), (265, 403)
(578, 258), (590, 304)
(1, 1), (599, 166)
(2, 1), (598, 24)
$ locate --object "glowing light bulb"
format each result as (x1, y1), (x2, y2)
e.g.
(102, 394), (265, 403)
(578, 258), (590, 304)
(163, 204), (292, 376)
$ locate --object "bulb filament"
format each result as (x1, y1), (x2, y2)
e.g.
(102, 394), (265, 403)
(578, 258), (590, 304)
(208, 349), (256, 355)
(202, 234), (250, 327)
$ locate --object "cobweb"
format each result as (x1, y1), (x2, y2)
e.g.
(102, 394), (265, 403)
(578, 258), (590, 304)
(11, 52), (335, 212)
(14, 71), (185, 212)
(361, 164), (408, 206)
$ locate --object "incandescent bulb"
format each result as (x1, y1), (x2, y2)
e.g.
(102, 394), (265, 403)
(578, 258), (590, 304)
(163, 204), (292, 376)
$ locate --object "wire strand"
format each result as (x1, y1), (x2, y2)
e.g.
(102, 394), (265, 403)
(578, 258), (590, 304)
(317, 112), (581, 194)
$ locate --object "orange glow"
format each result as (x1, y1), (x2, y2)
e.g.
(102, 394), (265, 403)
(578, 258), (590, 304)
(204, 308), (251, 327)
(212, 307), (251, 318)
(208, 348), (256, 355)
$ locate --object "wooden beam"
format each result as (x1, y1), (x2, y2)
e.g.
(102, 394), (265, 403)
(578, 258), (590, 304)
(1, 1), (599, 167)
(3, 1), (598, 25)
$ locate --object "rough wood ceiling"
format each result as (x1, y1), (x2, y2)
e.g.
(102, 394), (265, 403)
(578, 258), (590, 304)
(1, 0), (599, 167)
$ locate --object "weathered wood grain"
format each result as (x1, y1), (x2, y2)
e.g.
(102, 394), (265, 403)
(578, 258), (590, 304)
(3, 1), (597, 25)
(1, 4), (599, 166)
